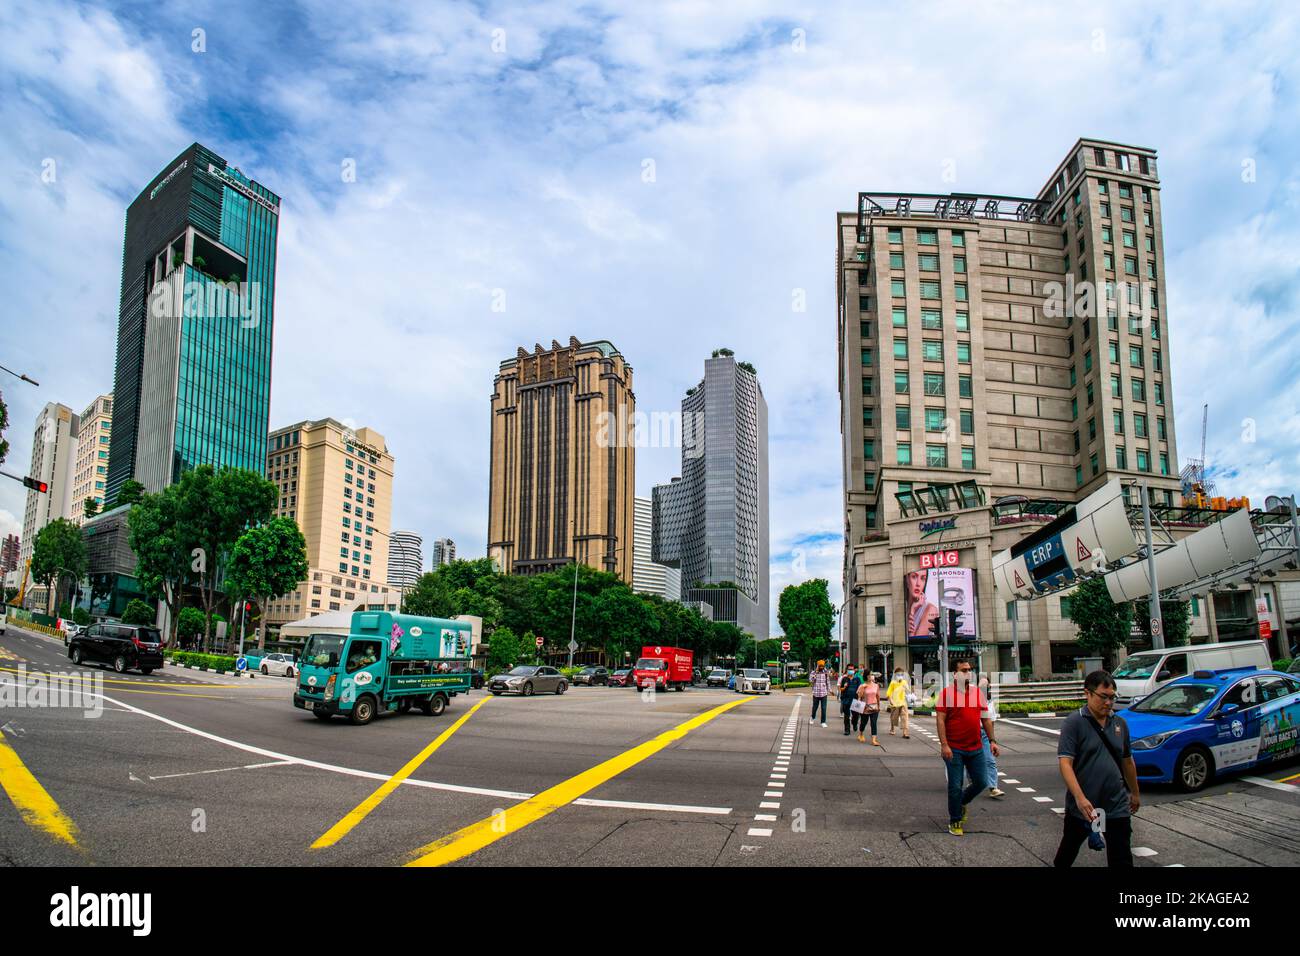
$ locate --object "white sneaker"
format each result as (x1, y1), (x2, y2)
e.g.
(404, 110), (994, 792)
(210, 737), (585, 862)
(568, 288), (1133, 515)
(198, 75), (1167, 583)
(821, 722), (827, 727)
(809, 717), (815, 724)
(989, 788), (1005, 798)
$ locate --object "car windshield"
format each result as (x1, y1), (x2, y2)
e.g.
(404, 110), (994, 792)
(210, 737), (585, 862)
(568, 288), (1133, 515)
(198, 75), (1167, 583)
(1112, 653), (1161, 679)
(635, 658), (665, 670)
(709, 670), (726, 676)
(1129, 682), (1220, 717)
(303, 634), (345, 667)
(614, 669), (630, 676)
(580, 666), (599, 673)
(742, 669), (766, 678)
(508, 666), (536, 676)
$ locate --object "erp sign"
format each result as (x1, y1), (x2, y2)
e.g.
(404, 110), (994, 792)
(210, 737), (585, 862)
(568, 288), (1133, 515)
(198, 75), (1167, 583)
(1022, 533), (1077, 590)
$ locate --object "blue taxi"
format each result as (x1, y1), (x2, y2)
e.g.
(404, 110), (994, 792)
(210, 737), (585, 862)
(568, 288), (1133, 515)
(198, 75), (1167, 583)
(1122, 667), (1300, 791)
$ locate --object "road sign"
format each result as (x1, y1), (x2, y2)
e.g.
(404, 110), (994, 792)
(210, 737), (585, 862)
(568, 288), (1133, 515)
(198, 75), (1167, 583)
(781, 640), (790, 652)
(235, 657), (247, 671)
(535, 636), (544, 648)
(1150, 618), (1161, 636)
(567, 639), (578, 653)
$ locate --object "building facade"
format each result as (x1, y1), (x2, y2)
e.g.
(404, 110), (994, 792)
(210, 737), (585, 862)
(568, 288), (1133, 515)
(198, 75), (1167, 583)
(106, 143), (280, 501)
(838, 139), (1185, 677)
(653, 353), (769, 637)
(0, 534), (19, 574)
(387, 530), (424, 590)
(433, 538), (456, 566)
(633, 496), (681, 602)
(263, 419), (395, 629)
(67, 394), (113, 526)
(20, 403), (79, 588)
(488, 337), (636, 583)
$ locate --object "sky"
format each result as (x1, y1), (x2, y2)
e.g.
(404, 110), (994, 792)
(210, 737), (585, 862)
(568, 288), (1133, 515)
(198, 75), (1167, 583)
(1, 1), (1298, 634)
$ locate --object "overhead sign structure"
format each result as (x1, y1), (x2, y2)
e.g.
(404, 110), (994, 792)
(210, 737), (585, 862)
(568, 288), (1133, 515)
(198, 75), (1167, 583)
(1105, 506), (1261, 603)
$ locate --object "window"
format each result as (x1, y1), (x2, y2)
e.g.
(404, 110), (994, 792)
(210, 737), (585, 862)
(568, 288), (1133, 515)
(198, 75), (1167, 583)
(1157, 417), (1166, 441)
(891, 279), (905, 296)
(1071, 397), (1078, 420)
(961, 447), (975, 470)
(863, 347), (875, 365)
(859, 295), (872, 311)
(1070, 366), (1077, 386)
(922, 340), (943, 361)
(926, 444), (948, 468)
(1100, 202), (1110, 218)
(1101, 225), (1112, 243)
(897, 443), (912, 466)
(892, 307), (907, 327)
(860, 321), (872, 339)
(1130, 345), (1143, 367)
(1084, 350), (1093, 372)
(1154, 382), (1164, 405)
(951, 231), (965, 247)
(1123, 230), (1136, 248)
(889, 252), (904, 268)
(1119, 183), (1132, 199)
(1159, 452), (1170, 475)
(921, 309), (942, 330)
(1124, 256), (1137, 275)
(1072, 188), (1082, 207)
(875, 606), (886, 626)
(955, 312), (969, 332)
(864, 471), (876, 491)
(1134, 413), (1147, 438)
(1116, 446), (1128, 469)
(1113, 410), (1124, 434)
(863, 407), (875, 427)
(892, 340), (907, 359)
(960, 409), (974, 434)
(1076, 465), (1084, 487)
(920, 280), (941, 298)
(1121, 206), (1134, 223)
(895, 406), (910, 429)
(895, 372), (909, 394)
(959, 374), (972, 398)
(953, 256), (966, 274)
(1136, 449), (1150, 472)
(919, 253), (940, 271)
(1088, 416), (1097, 442)
(923, 372), (945, 396)
(1131, 378), (1145, 401)
(957, 342), (971, 363)
(925, 407), (946, 432)
(954, 283), (968, 302)
(1145, 235), (1155, 252)
(862, 376), (874, 396)
(917, 229), (937, 245)
(863, 439), (875, 461)
(888, 227), (902, 244)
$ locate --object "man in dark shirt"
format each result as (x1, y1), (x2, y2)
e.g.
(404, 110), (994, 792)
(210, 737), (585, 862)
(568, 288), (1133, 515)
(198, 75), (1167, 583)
(1055, 669), (1141, 867)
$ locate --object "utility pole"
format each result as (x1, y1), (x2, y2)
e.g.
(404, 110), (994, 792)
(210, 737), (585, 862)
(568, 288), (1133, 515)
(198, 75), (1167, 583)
(1010, 599), (1021, 679)
(1142, 483), (1164, 649)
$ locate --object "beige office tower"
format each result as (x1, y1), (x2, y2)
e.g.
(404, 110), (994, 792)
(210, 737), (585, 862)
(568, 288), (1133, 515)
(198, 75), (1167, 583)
(67, 394), (113, 526)
(263, 419), (396, 628)
(838, 139), (1183, 678)
(488, 337), (635, 583)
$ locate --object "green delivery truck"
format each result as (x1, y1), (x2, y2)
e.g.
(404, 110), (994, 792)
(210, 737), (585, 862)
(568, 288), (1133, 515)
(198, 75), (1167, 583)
(293, 611), (473, 725)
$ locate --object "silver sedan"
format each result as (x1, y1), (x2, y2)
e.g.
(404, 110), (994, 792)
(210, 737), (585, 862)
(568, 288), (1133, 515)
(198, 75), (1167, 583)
(486, 665), (568, 696)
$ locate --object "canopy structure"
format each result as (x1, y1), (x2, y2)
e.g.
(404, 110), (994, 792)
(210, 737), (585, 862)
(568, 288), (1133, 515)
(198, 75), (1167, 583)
(991, 480), (1300, 605)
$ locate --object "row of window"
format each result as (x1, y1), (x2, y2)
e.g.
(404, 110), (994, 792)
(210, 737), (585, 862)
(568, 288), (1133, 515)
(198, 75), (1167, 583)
(863, 407), (975, 436)
(863, 371), (974, 397)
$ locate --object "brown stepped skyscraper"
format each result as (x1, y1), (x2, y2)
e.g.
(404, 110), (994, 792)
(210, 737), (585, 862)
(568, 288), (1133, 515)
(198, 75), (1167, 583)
(488, 336), (635, 583)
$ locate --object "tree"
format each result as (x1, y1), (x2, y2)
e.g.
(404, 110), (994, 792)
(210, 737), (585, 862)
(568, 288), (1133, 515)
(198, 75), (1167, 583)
(777, 579), (835, 667)
(111, 479), (146, 511)
(593, 585), (659, 664)
(485, 626), (523, 675)
(0, 389), (8, 466)
(83, 497), (100, 519)
(30, 518), (87, 615)
(129, 484), (192, 645)
(122, 598), (156, 625)
(1135, 598), (1192, 648)
(1069, 577), (1133, 666)
(224, 517), (309, 649)
(72, 607), (90, 626)
(176, 607), (206, 647)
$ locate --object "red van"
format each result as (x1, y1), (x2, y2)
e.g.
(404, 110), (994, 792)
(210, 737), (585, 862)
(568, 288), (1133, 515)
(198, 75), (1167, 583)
(633, 645), (694, 692)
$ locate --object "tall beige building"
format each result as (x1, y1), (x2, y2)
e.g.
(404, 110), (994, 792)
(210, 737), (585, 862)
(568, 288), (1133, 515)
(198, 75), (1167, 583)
(838, 139), (1184, 677)
(488, 337), (635, 583)
(67, 394), (113, 526)
(20, 402), (79, 609)
(264, 419), (396, 629)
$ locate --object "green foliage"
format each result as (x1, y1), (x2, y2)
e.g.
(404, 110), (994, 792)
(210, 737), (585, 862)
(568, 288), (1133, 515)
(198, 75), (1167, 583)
(164, 650), (238, 672)
(30, 518), (87, 604)
(777, 579), (835, 667)
(58, 601), (73, 619)
(176, 607), (207, 642)
(1273, 659), (1293, 672)
(128, 483), (191, 641)
(0, 389), (8, 465)
(485, 626), (523, 675)
(72, 607), (91, 626)
(122, 598), (156, 625)
(83, 497), (100, 519)
(737, 361), (756, 375)
(112, 479), (146, 510)
(1068, 577), (1133, 661)
(225, 517), (309, 645)
(996, 700), (1086, 715)
(1135, 598), (1191, 647)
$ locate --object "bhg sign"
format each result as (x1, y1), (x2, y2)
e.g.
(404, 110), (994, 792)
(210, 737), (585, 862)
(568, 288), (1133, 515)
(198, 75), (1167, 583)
(918, 550), (961, 569)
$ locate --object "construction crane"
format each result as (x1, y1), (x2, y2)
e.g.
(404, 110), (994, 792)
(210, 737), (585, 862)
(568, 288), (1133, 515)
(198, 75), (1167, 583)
(1179, 403), (1216, 505)
(8, 558), (31, 607)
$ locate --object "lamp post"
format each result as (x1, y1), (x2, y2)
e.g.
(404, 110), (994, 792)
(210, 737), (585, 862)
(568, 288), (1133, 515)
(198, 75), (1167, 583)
(568, 538), (629, 669)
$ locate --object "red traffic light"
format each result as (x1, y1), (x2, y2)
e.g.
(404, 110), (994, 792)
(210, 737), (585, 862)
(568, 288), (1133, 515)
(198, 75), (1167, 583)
(244, 602), (252, 612)
(22, 476), (48, 493)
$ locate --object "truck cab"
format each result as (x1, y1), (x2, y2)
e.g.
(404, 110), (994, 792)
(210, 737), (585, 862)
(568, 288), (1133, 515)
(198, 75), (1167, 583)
(293, 611), (473, 724)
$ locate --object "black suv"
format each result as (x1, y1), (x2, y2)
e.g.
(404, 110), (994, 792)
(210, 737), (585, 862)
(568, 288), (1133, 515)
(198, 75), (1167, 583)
(572, 665), (610, 686)
(69, 622), (165, 675)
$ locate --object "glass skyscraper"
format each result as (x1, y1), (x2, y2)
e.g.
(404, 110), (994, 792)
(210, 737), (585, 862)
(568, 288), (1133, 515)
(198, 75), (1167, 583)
(106, 143), (280, 500)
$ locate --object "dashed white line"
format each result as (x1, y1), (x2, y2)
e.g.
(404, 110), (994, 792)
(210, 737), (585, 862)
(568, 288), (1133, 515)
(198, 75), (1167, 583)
(747, 827), (773, 837)
(1033, 796), (1053, 803)
(1133, 846), (1158, 858)
(754, 813), (776, 822)
(1016, 787), (1036, 793)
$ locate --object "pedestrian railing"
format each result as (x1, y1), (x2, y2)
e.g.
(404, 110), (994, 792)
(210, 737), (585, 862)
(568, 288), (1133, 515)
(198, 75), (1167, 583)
(991, 679), (1084, 703)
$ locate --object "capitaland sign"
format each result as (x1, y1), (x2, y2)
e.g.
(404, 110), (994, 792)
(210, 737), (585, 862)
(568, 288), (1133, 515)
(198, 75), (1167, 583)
(206, 163), (280, 214)
(149, 160), (188, 200)
(919, 517), (957, 538)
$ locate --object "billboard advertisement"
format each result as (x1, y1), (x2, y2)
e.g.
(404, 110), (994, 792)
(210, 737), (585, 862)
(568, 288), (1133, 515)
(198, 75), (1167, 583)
(904, 566), (978, 644)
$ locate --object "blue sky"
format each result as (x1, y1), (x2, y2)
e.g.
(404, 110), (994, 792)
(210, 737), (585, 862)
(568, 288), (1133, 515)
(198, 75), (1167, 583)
(2, 0), (1299, 634)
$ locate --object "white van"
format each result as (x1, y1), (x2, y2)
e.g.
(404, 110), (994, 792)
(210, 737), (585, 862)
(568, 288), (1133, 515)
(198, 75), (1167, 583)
(1111, 640), (1271, 706)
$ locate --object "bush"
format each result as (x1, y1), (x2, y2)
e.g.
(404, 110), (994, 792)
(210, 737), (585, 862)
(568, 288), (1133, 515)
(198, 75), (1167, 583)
(560, 666), (583, 678)
(996, 699), (1084, 715)
(122, 598), (156, 626)
(72, 607), (91, 626)
(776, 680), (810, 689)
(1273, 659), (1293, 672)
(163, 650), (239, 672)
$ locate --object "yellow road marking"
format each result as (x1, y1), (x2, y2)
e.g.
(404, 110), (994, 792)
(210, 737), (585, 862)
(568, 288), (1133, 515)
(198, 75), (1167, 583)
(1279, 771), (1300, 784)
(313, 696), (491, 849)
(0, 733), (80, 846)
(405, 695), (752, 867)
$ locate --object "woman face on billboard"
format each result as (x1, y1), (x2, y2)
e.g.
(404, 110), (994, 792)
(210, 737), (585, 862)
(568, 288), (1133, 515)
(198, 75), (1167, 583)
(906, 570), (927, 604)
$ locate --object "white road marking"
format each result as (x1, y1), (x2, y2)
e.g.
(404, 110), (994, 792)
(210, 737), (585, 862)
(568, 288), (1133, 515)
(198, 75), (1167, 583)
(747, 827), (773, 837)
(760, 801), (780, 809)
(576, 798), (731, 815)
(764, 790), (782, 797)
(1001, 717), (1060, 736)
(771, 773), (787, 780)
(1052, 808), (1065, 814)
(148, 760), (292, 780)
(1033, 796), (1053, 803)
(1016, 787), (1036, 793)
(1001, 779), (1021, 784)
(1242, 775), (1300, 793)
(754, 813), (776, 821)
(1132, 846), (1158, 857)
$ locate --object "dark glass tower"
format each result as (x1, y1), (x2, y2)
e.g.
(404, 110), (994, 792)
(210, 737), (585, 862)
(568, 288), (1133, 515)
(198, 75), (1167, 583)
(105, 143), (280, 500)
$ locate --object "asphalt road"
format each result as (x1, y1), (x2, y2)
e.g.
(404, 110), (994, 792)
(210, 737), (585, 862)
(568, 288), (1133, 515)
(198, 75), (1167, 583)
(1, 622), (1297, 867)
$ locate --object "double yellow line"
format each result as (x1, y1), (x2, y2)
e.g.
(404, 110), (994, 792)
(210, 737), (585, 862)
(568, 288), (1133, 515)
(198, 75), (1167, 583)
(0, 734), (79, 847)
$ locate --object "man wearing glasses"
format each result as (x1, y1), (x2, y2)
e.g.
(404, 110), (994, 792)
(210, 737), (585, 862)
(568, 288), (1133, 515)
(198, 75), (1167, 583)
(1055, 670), (1141, 867)
(935, 660), (999, 835)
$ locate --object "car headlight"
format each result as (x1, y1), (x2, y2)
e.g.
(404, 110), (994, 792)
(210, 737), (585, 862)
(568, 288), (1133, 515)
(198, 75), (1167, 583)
(1132, 729), (1181, 750)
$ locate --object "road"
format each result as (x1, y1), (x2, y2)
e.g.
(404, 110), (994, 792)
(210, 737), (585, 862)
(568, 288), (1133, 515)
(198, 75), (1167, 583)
(1, 622), (1297, 867)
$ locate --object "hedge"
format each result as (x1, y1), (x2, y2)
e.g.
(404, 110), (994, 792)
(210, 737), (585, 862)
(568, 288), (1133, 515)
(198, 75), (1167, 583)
(995, 699), (1084, 715)
(1273, 659), (1293, 672)
(163, 649), (239, 672)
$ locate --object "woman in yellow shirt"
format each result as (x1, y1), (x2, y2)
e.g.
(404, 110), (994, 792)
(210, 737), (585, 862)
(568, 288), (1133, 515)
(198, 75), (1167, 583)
(885, 667), (911, 738)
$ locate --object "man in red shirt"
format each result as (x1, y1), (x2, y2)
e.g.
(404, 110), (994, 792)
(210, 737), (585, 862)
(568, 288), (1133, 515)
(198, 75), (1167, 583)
(935, 660), (1000, 835)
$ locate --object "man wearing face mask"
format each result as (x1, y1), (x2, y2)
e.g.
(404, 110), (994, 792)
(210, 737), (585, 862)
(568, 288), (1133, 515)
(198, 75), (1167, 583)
(935, 661), (999, 836)
(838, 665), (859, 736)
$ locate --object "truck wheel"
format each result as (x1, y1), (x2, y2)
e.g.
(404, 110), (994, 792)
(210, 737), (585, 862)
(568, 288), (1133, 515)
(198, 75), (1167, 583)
(491, 691), (502, 696)
(350, 695), (377, 725)
(675, 683), (684, 692)
(523, 682), (534, 697)
(429, 694), (448, 716)
(1175, 745), (1213, 792)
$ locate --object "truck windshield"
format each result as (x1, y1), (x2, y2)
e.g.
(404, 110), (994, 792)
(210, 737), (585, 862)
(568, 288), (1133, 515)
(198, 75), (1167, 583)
(303, 634), (345, 668)
(635, 658), (665, 670)
(1112, 654), (1161, 679)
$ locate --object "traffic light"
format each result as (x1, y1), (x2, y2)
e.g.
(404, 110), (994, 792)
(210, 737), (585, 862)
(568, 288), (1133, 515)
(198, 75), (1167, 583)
(929, 613), (943, 642)
(22, 476), (48, 493)
(947, 608), (964, 639)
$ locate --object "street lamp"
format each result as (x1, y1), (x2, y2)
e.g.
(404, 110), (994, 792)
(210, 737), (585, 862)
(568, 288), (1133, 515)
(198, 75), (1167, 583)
(568, 536), (629, 669)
